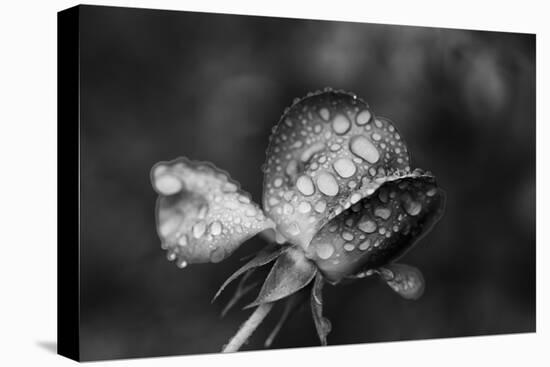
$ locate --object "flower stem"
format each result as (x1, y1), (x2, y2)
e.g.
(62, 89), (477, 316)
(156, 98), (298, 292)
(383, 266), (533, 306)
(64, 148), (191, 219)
(222, 302), (274, 353)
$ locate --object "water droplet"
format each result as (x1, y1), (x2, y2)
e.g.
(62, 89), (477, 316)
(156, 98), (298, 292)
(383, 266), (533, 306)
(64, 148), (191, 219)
(283, 203), (294, 215)
(359, 240), (371, 251)
(333, 158), (357, 178)
(378, 189), (389, 203)
(316, 172), (339, 196)
(342, 231), (354, 241)
(332, 114), (351, 134)
(379, 227), (386, 235)
(298, 201), (312, 214)
(166, 251), (177, 261)
(155, 173), (182, 195)
(374, 119), (383, 128)
(273, 177), (283, 188)
(210, 247), (225, 263)
(319, 108), (330, 121)
(192, 221), (206, 238)
(314, 200), (327, 213)
(426, 187), (437, 197)
(405, 200), (422, 216)
(316, 243), (335, 259)
(330, 143), (341, 152)
(344, 243), (355, 252)
(358, 219), (377, 233)
(356, 110), (372, 126)
(314, 124), (323, 133)
(372, 133), (382, 141)
(173, 256), (187, 268)
(350, 135), (380, 163)
(210, 221), (222, 236)
(296, 175), (315, 196)
(223, 182), (238, 192)
(374, 207), (391, 220)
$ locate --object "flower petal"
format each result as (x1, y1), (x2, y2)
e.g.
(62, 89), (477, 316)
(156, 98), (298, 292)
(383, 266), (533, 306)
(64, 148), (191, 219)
(246, 247), (317, 307)
(151, 157), (274, 267)
(379, 263), (425, 300)
(305, 171), (445, 283)
(262, 89), (411, 249)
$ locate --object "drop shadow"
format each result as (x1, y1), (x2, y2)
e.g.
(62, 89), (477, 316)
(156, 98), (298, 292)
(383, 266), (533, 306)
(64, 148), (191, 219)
(36, 340), (57, 354)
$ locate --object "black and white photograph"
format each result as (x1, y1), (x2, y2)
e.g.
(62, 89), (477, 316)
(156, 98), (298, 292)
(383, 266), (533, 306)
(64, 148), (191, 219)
(58, 4), (536, 361)
(1, 1), (547, 366)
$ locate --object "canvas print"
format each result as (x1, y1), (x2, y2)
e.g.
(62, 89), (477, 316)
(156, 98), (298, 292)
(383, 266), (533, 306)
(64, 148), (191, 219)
(58, 4), (535, 361)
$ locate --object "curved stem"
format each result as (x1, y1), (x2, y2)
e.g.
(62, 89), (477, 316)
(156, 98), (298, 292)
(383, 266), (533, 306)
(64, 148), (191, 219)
(222, 302), (274, 353)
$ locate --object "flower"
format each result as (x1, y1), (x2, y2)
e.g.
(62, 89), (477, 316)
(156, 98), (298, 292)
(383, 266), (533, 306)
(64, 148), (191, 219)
(150, 89), (446, 351)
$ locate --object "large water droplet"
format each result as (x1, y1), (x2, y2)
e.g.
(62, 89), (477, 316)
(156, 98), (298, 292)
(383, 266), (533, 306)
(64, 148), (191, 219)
(314, 200), (327, 213)
(298, 201), (312, 214)
(316, 243), (335, 260)
(332, 114), (351, 135)
(210, 221), (222, 236)
(405, 200), (422, 216)
(273, 177), (283, 188)
(350, 135), (380, 163)
(342, 231), (354, 241)
(333, 158), (357, 178)
(316, 172), (339, 196)
(374, 207), (392, 220)
(155, 173), (182, 195)
(192, 221), (206, 238)
(356, 110), (372, 126)
(296, 175), (315, 196)
(344, 243), (355, 252)
(319, 108), (330, 121)
(358, 219), (377, 233)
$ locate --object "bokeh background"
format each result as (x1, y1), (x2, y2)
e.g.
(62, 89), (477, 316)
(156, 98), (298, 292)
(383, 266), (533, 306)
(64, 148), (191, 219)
(78, 5), (535, 361)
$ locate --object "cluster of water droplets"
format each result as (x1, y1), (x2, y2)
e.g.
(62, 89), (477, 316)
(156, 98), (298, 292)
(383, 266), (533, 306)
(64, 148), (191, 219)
(153, 159), (272, 267)
(305, 171), (442, 281)
(262, 89), (410, 248)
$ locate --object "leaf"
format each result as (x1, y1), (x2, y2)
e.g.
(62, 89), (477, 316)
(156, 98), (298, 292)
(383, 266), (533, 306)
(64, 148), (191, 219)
(261, 90), (411, 249)
(380, 263), (425, 300)
(212, 244), (288, 302)
(220, 271), (260, 318)
(246, 247), (317, 308)
(311, 273), (331, 346)
(151, 157), (274, 268)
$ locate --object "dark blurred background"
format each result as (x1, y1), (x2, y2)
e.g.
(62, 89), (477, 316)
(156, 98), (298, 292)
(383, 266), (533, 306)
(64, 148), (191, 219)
(78, 5), (535, 361)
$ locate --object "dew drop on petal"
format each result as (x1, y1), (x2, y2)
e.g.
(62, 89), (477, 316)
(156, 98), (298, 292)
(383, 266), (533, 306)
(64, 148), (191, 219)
(342, 231), (354, 241)
(273, 177), (283, 188)
(332, 114), (351, 135)
(210, 221), (222, 236)
(316, 243), (335, 260)
(192, 221), (206, 238)
(358, 219), (377, 233)
(176, 258), (188, 268)
(374, 207), (392, 220)
(372, 133), (382, 141)
(155, 174), (182, 195)
(298, 201), (312, 214)
(296, 175), (315, 196)
(316, 172), (339, 196)
(344, 243), (355, 252)
(333, 158), (357, 178)
(350, 135), (380, 163)
(356, 110), (372, 126)
(359, 239), (371, 251)
(405, 201), (422, 216)
(314, 200), (327, 213)
(319, 108), (330, 121)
